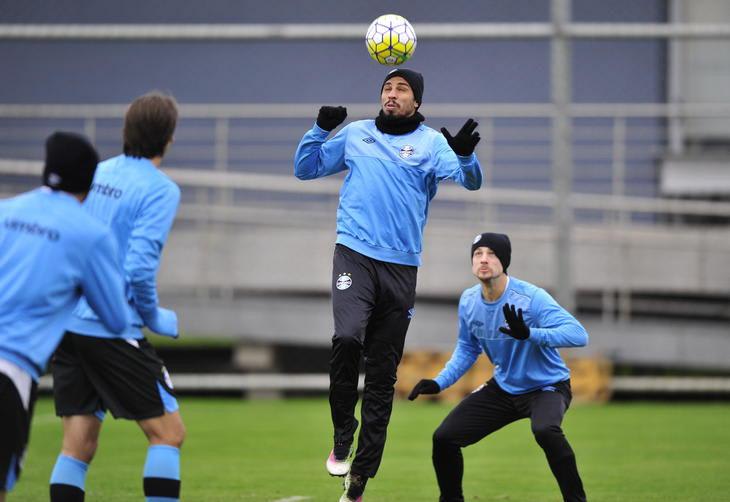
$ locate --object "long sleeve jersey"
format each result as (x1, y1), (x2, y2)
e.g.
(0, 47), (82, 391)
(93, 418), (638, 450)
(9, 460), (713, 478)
(67, 155), (181, 339)
(294, 120), (482, 266)
(435, 277), (589, 394)
(0, 188), (128, 380)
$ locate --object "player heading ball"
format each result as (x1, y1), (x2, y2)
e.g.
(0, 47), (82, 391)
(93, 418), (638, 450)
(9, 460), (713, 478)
(294, 68), (483, 502)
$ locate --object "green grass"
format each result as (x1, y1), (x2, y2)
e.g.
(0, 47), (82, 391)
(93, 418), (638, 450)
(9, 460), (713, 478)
(14, 398), (730, 501)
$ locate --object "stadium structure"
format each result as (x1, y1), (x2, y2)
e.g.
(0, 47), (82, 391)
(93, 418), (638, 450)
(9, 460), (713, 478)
(1, 0), (730, 398)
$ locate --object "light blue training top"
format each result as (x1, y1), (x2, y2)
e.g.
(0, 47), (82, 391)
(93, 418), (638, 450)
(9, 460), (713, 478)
(435, 277), (589, 394)
(295, 120), (482, 266)
(0, 188), (128, 380)
(67, 155), (180, 339)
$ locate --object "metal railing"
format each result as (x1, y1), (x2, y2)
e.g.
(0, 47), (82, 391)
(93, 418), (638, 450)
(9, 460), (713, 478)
(3, 101), (730, 208)
(3, 22), (730, 41)
(3, 0), (730, 314)
(2, 101), (730, 324)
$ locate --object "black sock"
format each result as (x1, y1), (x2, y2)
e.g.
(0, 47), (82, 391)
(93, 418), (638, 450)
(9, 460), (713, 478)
(49, 483), (85, 502)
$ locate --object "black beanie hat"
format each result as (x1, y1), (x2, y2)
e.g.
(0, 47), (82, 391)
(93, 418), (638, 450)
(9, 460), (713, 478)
(43, 131), (99, 193)
(381, 68), (424, 107)
(471, 232), (511, 272)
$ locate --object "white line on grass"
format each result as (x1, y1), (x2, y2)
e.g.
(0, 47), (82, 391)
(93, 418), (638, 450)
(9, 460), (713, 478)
(272, 497), (312, 502)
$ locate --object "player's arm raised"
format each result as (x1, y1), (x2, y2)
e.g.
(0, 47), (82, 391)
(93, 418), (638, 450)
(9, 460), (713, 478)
(434, 118), (483, 190)
(294, 106), (350, 180)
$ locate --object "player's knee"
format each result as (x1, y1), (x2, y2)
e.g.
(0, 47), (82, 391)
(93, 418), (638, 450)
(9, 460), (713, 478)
(432, 425), (456, 449)
(172, 420), (187, 447)
(142, 413), (186, 448)
(333, 330), (363, 349)
(159, 417), (186, 447)
(365, 357), (398, 382)
(364, 356), (399, 391)
(158, 426), (185, 448)
(62, 437), (98, 463)
(532, 423), (563, 446)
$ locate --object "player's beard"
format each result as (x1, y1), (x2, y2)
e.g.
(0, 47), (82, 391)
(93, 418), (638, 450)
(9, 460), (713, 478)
(382, 100), (415, 118)
(374, 109), (424, 135)
(383, 101), (400, 116)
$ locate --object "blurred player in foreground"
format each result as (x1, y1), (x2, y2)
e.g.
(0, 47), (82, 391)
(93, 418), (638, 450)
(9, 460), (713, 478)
(49, 92), (184, 502)
(409, 232), (589, 502)
(295, 68), (483, 501)
(0, 132), (128, 501)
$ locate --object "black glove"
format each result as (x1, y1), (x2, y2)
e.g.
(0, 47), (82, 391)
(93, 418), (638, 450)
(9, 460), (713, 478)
(408, 379), (441, 401)
(441, 118), (481, 156)
(498, 303), (530, 340)
(316, 106), (347, 131)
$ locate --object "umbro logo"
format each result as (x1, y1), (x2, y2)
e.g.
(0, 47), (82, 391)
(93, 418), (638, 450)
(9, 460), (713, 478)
(362, 137), (376, 144)
(91, 182), (123, 199)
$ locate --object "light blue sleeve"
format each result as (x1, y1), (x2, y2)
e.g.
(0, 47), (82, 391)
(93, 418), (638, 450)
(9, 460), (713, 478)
(294, 123), (350, 180)
(527, 288), (589, 348)
(434, 300), (482, 390)
(432, 134), (482, 190)
(80, 232), (129, 335)
(125, 183), (181, 338)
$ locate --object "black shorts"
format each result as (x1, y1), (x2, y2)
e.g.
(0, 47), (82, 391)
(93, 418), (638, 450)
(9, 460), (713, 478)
(52, 332), (178, 421)
(0, 366), (38, 492)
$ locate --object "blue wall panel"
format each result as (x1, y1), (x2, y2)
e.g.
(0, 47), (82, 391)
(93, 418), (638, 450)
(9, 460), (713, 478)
(0, 0), (664, 105)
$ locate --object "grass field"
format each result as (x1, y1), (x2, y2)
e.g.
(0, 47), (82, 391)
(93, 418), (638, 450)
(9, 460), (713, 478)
(13, 398), (730, 501)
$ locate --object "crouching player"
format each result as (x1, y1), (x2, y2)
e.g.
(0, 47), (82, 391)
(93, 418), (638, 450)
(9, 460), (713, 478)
(409, 233), (589, 502)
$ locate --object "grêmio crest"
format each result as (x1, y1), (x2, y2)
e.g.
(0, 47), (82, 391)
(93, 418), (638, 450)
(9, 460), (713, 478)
(399, 145), (415, 159)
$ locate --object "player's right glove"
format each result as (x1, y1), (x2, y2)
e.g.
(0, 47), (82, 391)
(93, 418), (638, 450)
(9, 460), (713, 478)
(147, 307), (179, 339)
(441, 118), (481, 156)
(499, 303), (530, 340)
(316, 106), (348, 131)
(408, 379), (441, 400)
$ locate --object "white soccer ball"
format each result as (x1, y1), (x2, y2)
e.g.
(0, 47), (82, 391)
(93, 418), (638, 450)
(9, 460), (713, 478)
(365, 14), (417, 66)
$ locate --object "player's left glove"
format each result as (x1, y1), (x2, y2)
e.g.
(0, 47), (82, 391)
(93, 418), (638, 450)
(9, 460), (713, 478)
(408, 379), (441, 400)
(499, 303), (530, 340)
(441, 118), (481, 156)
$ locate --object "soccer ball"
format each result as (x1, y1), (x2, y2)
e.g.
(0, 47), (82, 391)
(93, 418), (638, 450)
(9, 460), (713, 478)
(365, 14), (417, 66)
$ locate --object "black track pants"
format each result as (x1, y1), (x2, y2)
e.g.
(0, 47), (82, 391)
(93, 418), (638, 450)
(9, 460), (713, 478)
(329, 244), (417, 478)
(432, 378), (586, 502)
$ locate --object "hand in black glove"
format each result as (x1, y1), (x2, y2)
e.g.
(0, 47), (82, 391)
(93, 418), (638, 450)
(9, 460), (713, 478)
(408, 379), (441, 401)
(316, 106), (347, 131)
(498, 303), (530, 340)
(441, 118), (481, 156)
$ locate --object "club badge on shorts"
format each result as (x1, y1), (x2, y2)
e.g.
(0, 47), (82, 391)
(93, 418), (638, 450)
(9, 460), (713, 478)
(336, 273), (352, 290)
(162, 366), (174, 389)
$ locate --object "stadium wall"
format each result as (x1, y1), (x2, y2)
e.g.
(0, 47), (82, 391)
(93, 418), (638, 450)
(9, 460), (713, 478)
(0, 0), (665, 106)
